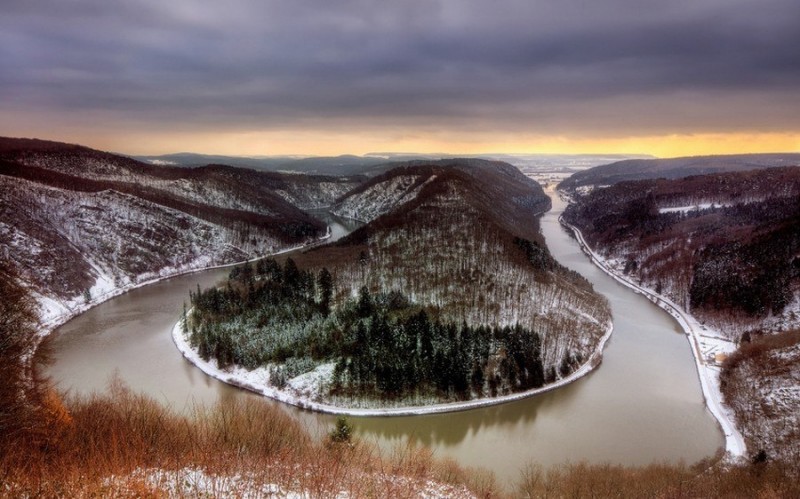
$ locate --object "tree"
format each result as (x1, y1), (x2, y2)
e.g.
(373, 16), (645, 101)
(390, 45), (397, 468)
(317, 267), (333, 316)
(283, 257), (301, 294)
(329, 416), (352, 443)
(471, 362), (485, 394)
(1, 261), (70, 452)
(356, 286), (373, 318)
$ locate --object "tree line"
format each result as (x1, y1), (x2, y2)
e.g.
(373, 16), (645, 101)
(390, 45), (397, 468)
(188, 257), (551, 402)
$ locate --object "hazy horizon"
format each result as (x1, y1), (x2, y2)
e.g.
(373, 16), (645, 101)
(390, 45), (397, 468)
(2, 1), (798, 157)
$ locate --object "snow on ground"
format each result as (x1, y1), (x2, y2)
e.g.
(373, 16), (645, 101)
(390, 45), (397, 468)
(332, 175), (437, 223)
(562, 217), (747, 459)
(36, 240), (318, 339)
(106, 466), (477, 498)
(658, 202), (732, 214)
(172, 315), (614, 416)
(573, 184), (610, 197)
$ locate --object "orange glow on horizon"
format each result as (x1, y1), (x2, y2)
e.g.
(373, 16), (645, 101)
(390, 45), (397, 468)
(4, 125), (799, 159)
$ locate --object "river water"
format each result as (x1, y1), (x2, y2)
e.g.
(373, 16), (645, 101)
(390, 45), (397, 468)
(45, 197), (723, 487)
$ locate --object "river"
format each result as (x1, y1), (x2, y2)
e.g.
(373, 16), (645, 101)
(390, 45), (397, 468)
(45, 197), (723, 487)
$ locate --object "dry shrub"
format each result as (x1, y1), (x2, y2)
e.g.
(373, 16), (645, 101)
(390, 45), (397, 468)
(5, 374), (800, 498)
(1, 375), (499, 497)
(517, 459), (800, 499)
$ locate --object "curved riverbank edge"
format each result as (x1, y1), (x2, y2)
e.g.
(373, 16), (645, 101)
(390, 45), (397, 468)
(559, 216), (746, 459)
(37, 230), (331, 340)
(171, 313), (613, 417)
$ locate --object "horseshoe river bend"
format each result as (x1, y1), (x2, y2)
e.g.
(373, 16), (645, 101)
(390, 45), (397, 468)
(44, 196), (724, 485)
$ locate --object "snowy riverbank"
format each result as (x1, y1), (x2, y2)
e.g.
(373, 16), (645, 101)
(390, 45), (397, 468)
(172, 313), (613, 416)
(560, 217), (747, 459)
(37, 231), (331, 339)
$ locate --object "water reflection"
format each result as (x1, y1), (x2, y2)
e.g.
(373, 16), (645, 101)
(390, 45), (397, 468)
(307, 209), (362, 242)
(46, 204), (723, 487)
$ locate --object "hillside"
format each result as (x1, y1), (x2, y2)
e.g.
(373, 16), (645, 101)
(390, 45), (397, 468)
(562, 166), (800, 337)
(559, 153), (800, 193)
(1, 138), (361, 211)
(320, 161), (609, 375)
(0, 137), (359, 324)
(562, 165), (800, 464)
(721, 330), (800, 465)
(185, 159), (611, 409)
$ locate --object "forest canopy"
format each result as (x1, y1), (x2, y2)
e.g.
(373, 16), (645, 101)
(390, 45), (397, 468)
(187, 258), (565, 403)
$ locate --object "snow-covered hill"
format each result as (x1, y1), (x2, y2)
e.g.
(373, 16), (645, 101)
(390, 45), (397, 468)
(0, 137), (362, 327)
(562, 166), (800, 338)
(303, 160), (611, 386)
(331, 174), (436, 222)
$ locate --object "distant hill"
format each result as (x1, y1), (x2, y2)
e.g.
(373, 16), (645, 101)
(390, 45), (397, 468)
(136, 151), (654, 177)
(559, 153), (800, 192)
(134, 152), (397, 176)
(0, 137), (361, 323)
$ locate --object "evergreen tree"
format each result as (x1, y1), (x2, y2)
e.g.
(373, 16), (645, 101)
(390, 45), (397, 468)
(317, 267), (333, 316)
(356, 286), (373, 318)
(283, 257), (301, 294)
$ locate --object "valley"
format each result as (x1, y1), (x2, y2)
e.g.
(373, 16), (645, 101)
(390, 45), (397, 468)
(560, 158), (800, 468)
(0, 138), (358, 328)
(3, 140), (798, 493)
(41, 184), (723, 486)
(178, 159), (612, 411)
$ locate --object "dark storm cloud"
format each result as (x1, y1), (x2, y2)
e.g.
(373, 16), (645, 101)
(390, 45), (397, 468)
(2, 0), (799, 134)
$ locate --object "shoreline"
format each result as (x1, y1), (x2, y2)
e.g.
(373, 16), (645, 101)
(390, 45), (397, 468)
(559, 215), (746, 458)
(171, 311), (613, 417)
(36, 231), (331, 340)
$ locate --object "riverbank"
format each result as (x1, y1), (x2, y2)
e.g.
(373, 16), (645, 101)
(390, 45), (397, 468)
(37, 230), (331, 339)
(559, 215), (746, 459)
(171, 310), (613, 416)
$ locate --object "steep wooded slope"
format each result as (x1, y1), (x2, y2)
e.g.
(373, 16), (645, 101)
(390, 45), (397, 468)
(563, 166), (800, 337)
(559, 153), (800, 193)
(721, 330), (800, 464)
(0, 138), (361, 211)
(0, 137), (357, 323)
(305, 160), (610, 380)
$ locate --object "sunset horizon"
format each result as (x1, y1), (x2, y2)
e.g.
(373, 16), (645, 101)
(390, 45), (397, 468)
(4, 129), (799, 159)
(3, 0), (797, 161)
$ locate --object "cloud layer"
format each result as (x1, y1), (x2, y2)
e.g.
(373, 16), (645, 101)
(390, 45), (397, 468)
(2, 0), (799, 149)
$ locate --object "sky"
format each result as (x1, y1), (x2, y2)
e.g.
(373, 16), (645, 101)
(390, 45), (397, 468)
(2, 0), (799, 157)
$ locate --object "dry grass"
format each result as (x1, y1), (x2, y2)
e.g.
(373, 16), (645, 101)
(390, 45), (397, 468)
(517, 459), (800, 498)
(5, 378), (800, 497)
(0, 378), (498, 497)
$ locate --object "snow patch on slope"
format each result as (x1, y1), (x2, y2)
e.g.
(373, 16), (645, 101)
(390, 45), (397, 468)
(658, 202), (732, 214)
(332, 175), (436, 222)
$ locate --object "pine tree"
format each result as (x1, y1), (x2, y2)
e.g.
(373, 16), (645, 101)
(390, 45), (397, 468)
(356, 286), (373, 318)
(317, 267), (333, 316)
(283, 257), (300, 295)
